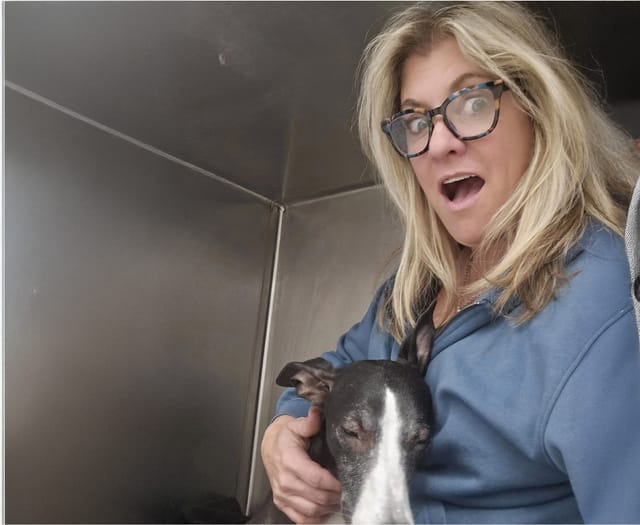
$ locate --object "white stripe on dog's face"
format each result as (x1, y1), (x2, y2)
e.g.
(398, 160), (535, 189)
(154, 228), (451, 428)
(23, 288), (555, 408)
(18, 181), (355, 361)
(350, 387), (414, 524)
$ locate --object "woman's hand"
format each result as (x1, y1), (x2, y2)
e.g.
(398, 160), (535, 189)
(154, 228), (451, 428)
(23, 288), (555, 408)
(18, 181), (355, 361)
(261, 407), (342, 524)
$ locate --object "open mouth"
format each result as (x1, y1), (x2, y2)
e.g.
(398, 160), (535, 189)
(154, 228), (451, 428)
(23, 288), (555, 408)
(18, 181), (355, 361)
(442, 174), (485, 203)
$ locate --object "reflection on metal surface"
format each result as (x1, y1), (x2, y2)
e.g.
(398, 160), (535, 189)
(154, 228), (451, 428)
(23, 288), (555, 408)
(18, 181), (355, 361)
(246, 204), (284, 513)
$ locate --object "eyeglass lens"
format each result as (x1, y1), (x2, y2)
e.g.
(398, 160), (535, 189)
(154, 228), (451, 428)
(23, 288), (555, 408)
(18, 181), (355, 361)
(388, 86), (498, 156)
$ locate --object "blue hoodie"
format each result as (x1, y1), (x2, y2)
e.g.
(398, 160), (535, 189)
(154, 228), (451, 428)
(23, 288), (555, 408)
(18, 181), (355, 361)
(275, 222), (640, 523)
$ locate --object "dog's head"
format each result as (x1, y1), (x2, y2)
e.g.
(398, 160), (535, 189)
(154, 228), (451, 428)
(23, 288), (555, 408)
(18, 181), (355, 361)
(275, 306), (435, 523)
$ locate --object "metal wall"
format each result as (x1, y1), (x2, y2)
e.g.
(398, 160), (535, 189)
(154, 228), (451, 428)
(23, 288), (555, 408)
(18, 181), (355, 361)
(4, 87), (278, 522)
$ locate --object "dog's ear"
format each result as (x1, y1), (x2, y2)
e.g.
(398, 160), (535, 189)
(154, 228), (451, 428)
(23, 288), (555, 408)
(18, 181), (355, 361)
(276, 357), (337, 407)
(398, 302), (435, 377)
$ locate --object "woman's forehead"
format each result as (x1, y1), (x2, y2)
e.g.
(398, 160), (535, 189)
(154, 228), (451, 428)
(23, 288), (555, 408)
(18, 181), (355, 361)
(399, 39), (489, 108)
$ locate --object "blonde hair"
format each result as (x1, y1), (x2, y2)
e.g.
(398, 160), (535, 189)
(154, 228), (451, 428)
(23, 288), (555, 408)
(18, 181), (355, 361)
(357, 1), (640, 341)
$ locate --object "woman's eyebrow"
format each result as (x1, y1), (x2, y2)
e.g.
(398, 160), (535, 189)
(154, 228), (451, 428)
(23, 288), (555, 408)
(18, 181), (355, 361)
(449, 71), (487, 92)
(400, 71), (488, 109)
(399, 98), (426, 110)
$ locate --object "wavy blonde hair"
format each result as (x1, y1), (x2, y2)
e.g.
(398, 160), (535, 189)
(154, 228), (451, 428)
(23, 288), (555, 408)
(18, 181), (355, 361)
(357, 1), (640, 341)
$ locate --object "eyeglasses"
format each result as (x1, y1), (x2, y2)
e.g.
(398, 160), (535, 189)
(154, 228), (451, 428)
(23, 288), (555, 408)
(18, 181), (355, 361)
(381, 79), (509, 159)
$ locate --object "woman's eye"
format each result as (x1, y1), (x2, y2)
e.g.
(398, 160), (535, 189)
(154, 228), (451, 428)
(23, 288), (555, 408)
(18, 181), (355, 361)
(406, 116), (429, 135)
(462, 94), (490, 115)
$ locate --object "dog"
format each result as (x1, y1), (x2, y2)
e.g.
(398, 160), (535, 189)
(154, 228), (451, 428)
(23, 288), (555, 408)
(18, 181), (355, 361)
(251, 304), (435, 524)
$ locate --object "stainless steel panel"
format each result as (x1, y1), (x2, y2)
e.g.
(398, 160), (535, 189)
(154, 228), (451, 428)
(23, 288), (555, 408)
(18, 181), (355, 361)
(248, 187), (403, 512)
(5, 87), (277, 523)
(4, 1), (395, 202)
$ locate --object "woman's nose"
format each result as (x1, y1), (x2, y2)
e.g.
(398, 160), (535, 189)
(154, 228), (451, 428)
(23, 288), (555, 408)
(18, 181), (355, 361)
(427, 116), (466, 158)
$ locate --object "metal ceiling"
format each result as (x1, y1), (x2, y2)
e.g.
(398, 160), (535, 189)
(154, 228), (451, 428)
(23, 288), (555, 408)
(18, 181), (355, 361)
(5, 2), (395, 203)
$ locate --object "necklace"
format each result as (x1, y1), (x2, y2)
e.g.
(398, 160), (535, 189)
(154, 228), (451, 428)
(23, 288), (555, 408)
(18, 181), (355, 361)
(456, 252), (474, 312)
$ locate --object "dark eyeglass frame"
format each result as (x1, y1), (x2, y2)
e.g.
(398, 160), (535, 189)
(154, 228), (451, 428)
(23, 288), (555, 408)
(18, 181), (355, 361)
(381, 79), (509, 159)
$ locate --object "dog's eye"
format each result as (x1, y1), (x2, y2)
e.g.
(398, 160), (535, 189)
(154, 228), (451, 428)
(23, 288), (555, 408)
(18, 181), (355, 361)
(341, 426), (360, 440)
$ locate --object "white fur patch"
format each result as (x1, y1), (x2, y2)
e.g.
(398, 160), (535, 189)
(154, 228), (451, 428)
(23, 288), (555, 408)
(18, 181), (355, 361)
(350, 388), (414, 524)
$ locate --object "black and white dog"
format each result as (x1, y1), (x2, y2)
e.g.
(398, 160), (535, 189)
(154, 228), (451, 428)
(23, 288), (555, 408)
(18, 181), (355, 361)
(253, 305), (435, 524)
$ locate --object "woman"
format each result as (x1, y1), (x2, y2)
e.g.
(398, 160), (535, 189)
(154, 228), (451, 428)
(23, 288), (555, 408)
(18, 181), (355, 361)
(261, 2), (640, 523)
